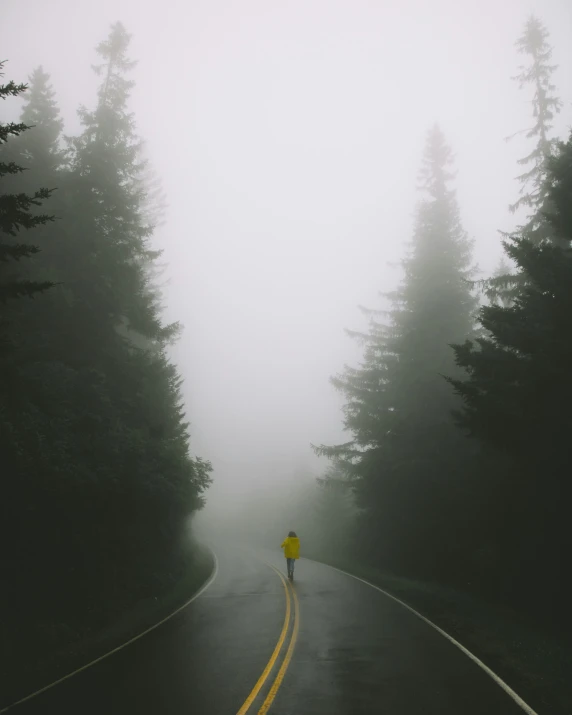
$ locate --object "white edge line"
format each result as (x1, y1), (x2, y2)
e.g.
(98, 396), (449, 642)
(0, 550), (219, 713)
(306, 558), (539, 715)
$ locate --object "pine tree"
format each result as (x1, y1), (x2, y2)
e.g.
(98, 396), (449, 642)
(486, 257), (515, 308)
(18, 66), (65, 171)
(0, 62), (54, 303)
(1, 64), (67, 663)
(450, 137), (572, 467)
(448, 129), (572, 613)
(62, 23), (178, 348)
(509, 15), (561, 241)
(315, 126), (477, 577)
(487, 17), (562, 306)
(2, 29), (211, 678)
(56, 21), (211, 535)
(313, 462), (357, 559)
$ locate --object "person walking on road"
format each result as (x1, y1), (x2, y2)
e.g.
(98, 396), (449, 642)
(281, 531), (300, 581)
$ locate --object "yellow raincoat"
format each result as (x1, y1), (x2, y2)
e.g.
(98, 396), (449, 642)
(281, 536), (300, 559)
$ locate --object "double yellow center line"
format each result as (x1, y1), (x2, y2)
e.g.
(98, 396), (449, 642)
(236, 565), (300, 715)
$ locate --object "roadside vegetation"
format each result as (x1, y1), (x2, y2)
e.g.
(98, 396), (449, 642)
(1, 24), (211, 706)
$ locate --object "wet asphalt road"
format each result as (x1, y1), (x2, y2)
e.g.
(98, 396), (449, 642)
(7, 545), (528, 715)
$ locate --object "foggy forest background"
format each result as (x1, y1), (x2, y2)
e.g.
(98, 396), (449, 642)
(2, 0), (572, 704)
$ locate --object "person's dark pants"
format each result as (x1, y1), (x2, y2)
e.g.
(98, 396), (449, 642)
(286, 558), (295, 576)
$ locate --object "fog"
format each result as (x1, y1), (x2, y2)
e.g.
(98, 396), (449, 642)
(3, 0), (572, 520)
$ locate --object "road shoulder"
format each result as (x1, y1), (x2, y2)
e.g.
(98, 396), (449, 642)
(304, 555), (571, 715)
(1, 544), (215, 712)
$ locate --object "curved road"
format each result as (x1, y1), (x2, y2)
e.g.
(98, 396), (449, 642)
(7, 545), (530, 715)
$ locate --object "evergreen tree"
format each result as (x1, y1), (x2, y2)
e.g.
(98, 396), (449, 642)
(448, 129), (572, 613)
(450, 135), (572, 468)
(313, 462), (357, 560)
(315, 126), (477, 578)
(486, 256), (515, 308)
(509, 15), (561, 240)
(52, 20), (211, 550)
(0, 62), (54, 302)
(1, 29), (211, 684)
(487, 17), (562, 305)
(18, 66), (65, 171)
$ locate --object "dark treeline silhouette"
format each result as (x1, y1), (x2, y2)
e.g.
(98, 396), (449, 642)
(314, 15), (572, 631)
(1, 23), (211, 672)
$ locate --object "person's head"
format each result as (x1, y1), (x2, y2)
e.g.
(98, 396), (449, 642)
(288, 531), (297, 537)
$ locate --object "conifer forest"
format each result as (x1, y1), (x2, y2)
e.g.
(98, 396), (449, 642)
(2, 3), (572, 714)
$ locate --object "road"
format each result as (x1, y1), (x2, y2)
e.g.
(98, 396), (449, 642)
(6, 544), (531, 715)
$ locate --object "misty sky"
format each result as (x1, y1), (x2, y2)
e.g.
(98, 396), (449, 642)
(2, 0), (572, 509)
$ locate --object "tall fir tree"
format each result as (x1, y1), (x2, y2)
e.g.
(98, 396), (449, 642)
(448, 129), (572, 615)
(18, 66), (65, 171)
(56, 21), (211, 537)
(0, 62), (54, 303)
(487, 257), (515, 308)
(1, 65), (68, 305)
(487, 16), (562, 305)
(509, 15), (561, 238)
(315, 126), (477, 578)
(313, 462), (357, 560)
(2, 29), (211, 683)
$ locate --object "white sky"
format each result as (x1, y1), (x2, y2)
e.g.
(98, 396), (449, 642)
(2, 0), (572, 509)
